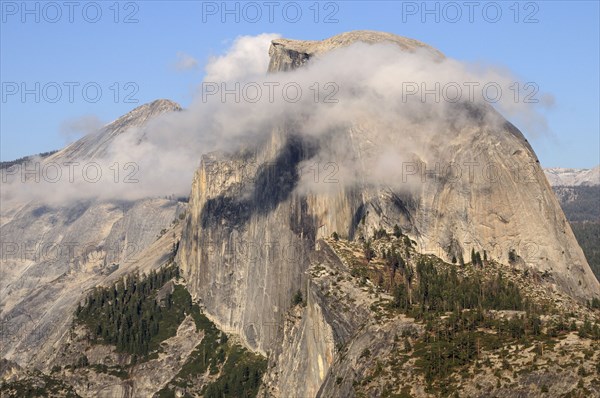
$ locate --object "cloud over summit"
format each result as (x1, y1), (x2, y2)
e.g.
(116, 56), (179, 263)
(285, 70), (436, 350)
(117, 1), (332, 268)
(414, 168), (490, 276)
(2, 33), (553, 206)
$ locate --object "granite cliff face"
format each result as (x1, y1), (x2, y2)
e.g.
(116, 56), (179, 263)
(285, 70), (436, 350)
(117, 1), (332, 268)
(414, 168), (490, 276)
(179, 31), (599, 363)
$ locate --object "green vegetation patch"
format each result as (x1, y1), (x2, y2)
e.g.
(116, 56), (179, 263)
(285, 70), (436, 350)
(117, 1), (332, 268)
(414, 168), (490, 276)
(75, 264), (184, 359)
(571, 221), (600, 282)
(393, 258), (527, 316)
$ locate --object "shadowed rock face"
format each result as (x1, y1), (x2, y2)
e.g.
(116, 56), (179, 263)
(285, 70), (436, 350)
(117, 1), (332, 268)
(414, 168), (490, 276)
(179, 30), (599, 359)
(178, 130), (319, 356)
(199, 135), (319, 229)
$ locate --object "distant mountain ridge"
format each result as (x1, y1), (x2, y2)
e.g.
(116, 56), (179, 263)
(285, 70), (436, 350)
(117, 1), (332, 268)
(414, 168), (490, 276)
(547, 164), (600, 283)
(544, 165), (600, 187)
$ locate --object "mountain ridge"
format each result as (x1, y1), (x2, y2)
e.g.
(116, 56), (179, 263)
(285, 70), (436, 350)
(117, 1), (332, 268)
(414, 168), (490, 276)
(45, 99), (182, 162)
(544, 166), (600, 187)
(0, 98), (186, 370)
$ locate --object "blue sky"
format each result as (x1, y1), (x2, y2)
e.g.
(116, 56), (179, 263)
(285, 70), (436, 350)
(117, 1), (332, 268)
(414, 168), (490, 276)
(1, 0), (598, 168)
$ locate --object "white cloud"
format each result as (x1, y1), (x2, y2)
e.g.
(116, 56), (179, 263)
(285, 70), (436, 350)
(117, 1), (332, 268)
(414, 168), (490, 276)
(173, 51), (199, 71)
(204, 33), (281, 82)
(59, 115), (105, 142)
(2, 33), (553, 205)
